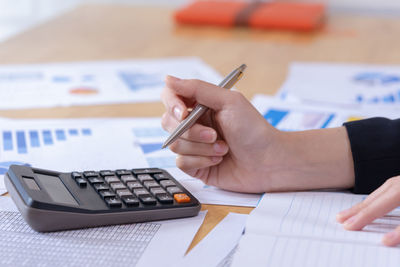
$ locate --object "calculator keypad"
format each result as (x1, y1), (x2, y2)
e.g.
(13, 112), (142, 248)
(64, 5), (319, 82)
(72, 169), (192, 208)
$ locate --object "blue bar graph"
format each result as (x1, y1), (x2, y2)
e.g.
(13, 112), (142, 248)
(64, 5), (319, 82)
(16, 131), (27, 154)
(42, 130), (53, 145)
(119, 72), (164, 91)
(140, 143), (163, 154)
(68, 129), (78, 136)
(3, 131), (13, 151)
(82, 128), (92, 136)
(29, 131), (40, 147)
(263, 109), (289, 127)
(2, 128), (92, 154)
(55, 129), (66, 141)
(321, 114), (335, 129)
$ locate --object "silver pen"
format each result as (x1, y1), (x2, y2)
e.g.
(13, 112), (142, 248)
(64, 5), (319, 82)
(162, 64), (247, 149)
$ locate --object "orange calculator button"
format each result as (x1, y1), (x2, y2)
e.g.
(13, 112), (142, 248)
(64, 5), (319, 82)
(174, 193), (191, 203)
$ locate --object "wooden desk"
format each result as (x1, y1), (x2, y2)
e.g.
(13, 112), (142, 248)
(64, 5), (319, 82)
(0, 4), (399, 250)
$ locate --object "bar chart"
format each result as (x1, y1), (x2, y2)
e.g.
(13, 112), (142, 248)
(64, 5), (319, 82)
(2, 128), (92, 154)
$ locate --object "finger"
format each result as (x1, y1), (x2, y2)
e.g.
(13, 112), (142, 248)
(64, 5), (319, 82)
(161, 112), (217, 143)
(382, 225), (400, 247)
(161, 85), (189, 121)
(165, 76), (232, 111)
(343, 185), (400, 231)
(169, 139), (229, 157)
(176, 155), (223, 174)
(337, 181), (391, 223)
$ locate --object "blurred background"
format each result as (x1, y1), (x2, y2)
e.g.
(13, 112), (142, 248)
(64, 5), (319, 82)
(1, 0), (400, 42)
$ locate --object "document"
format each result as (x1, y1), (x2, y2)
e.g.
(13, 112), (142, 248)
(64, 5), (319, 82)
(231, 192), (400, 267)
(0, 117), (261, 207)
(0, 57), (222, 109)
(277, 62), (400, 106)
(179, 213), (248, 267)
(252, 94), (400, 131)
(0, 196), (206, 266)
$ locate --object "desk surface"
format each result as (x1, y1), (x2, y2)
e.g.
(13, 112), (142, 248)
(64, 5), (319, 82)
(0, 4), (399, 250)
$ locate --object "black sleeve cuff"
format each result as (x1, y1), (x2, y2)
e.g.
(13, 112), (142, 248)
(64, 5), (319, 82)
(344, 117), (400, 194)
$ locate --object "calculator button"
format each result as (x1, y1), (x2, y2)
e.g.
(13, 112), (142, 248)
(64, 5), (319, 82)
(132, 169), (162, 175)
(116, 169), (132, 176)
(120, 175), (137, 184)
(153, 173), (169, 181)
(94, 183), (110, 191)
(104, 176), (120, 184)
(127, 182), (143, 190)
(83, 171), (98, 178)
(71, 172), (82, 179)
(139, 196), (157, 205)
(156, 194), (173, 204)
(143, 181), (159, 189)
(167, 187), (183, 195)
(174, 193), (191, 203)
(137, 174), (154, 182)
(99, 170), (115, 177)
(122, 196), (139, 207)
(160, 180), (176, 188)
(110, 183), (127, 191)
(116, 189), (134, 198)
(75, 178), (87, 188)
(100, 190), (116, 198)
(150, 187), (167, 196)
(88, 177), (104, 184)
(105, 197), (122, 208)
(133, 189), (151, 198)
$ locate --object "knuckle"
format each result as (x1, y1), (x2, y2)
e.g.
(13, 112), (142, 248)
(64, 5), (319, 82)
(168, 140), (180, 153)
(175, 156), (187, 170)
(161, 113), (168, 130)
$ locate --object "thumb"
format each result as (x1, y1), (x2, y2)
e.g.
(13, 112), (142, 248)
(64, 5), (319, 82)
(165, 76), (231, 111)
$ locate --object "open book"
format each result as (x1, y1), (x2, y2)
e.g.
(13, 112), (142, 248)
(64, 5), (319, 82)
(232, 191), (400, 267)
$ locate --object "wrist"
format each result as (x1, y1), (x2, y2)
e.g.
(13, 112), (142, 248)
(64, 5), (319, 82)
(264, 127), (355, 192)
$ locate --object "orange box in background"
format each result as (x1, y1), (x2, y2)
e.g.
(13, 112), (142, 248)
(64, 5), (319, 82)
(174, 1), (325, 31)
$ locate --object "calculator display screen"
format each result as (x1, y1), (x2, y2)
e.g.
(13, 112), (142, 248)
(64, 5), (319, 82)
(35, 173), (78, 206)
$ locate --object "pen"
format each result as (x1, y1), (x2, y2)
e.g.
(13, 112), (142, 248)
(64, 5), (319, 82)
(162, 64), (247, 149)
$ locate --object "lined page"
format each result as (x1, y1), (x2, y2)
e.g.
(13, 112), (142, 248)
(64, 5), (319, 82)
(246, 191), (400, 245)
(232, 191), (400, 267)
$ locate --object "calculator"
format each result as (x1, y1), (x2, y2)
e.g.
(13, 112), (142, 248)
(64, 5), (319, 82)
(5, 165), (201, 232)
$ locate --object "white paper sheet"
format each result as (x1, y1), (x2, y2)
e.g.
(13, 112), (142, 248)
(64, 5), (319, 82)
(0, 57), (222, 109)
(252, 94), (400, 131)
(0, 117), (261, 207)
(179, 213), (248, 267)
(0, 196), (206, 266)
(277, 62), (400, 106)
(232, 192), (400, 267)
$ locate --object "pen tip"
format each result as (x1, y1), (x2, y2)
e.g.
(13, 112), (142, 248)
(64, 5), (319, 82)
(239, 64), (247, 72)
(161, 143), (167, 149)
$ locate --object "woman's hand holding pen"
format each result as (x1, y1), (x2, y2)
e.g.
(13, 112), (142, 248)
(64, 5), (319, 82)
(337, 176), (400, 247)
(161, 76), (355, 193)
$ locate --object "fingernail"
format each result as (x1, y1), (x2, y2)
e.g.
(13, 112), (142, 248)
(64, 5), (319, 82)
(336, 209), (352, 222)
(214, 143), (227, 154)
(200, 130), (215, 141)
(383, 231), (398, 243)
(211, 156), (222, 163)
(343, 215), (357, 228)
(167, 75), (181, 82)
(173, 106), (182, 120)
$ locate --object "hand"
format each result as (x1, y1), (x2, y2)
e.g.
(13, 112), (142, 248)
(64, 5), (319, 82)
(337, 176), (400, 247)
(161, 76), (355, 193)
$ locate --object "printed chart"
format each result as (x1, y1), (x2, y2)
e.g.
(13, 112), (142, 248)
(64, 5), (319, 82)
(278, 62), (400, 106)
(0, 57), (222, 109)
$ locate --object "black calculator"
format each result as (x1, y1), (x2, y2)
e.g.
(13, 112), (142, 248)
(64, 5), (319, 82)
(5, 165), (201, 232)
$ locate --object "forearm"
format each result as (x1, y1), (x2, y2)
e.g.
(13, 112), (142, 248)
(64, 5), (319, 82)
(265, 126), (355, 191)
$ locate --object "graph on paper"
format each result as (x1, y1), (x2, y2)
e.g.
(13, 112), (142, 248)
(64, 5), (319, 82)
(2, 128), (92, 154)
(0, 57), (223, 109)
